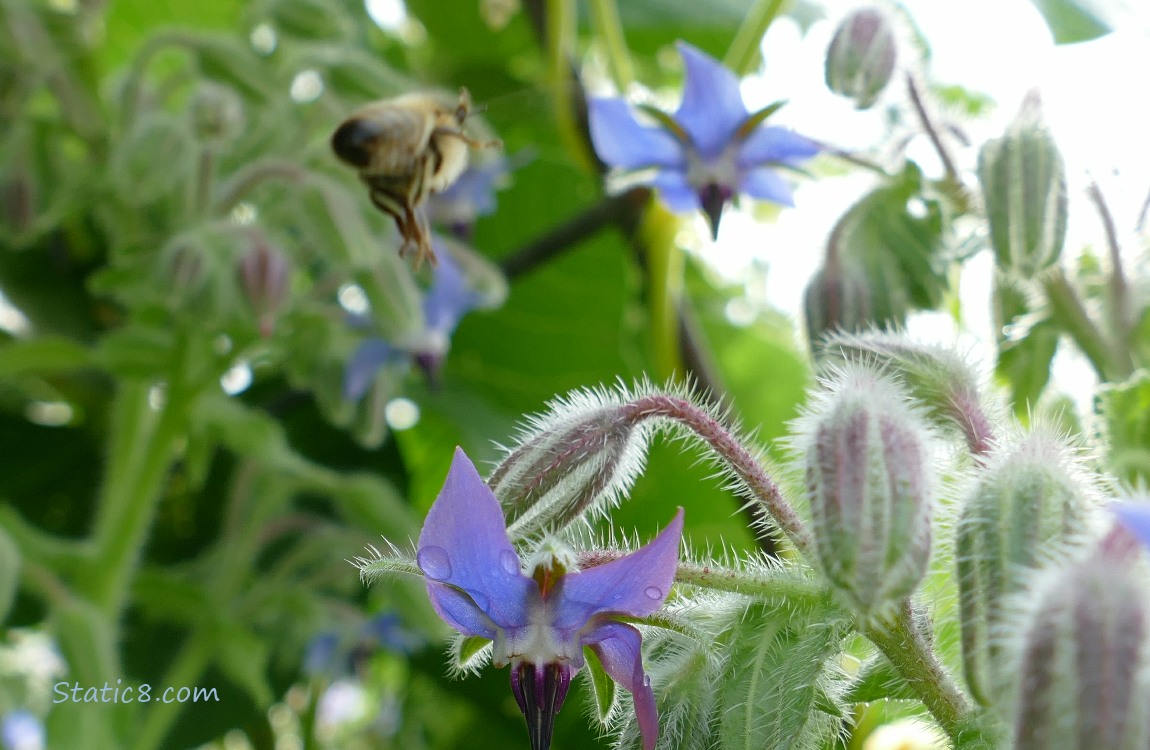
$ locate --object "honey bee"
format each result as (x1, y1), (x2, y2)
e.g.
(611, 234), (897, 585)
(331, 88), (500, 268)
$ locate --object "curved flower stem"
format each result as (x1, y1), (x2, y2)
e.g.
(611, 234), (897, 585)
(215, 159), (309, 213)
(1042, 266), (1131, 382)
(864, 600), (972, 740)
(905, 73), (959, 182)
(1086, 180), (1133, 348)
(622, 394), (815, 556)
(724, 0), (787, 75)
(589, 0), (634, 90)
(676, 303), (780, 556)
(119, 30), (199, 127)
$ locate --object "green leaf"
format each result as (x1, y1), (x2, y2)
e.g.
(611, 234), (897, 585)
(718, 601), (846, 750)
(1097, 371), (1150, 484)
(0, 525), (19, 622)
(993, 272), (1058, 414)
(1027, 0), (1112, 43)
(93, 324), (175, 379)
(843, 653), (918, 703)
(0, 337), (90, 378)
(835, 164), (948, 325)
(583, 646), (618, 725)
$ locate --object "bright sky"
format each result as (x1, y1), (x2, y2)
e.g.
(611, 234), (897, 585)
(700, 0), (1150, 411)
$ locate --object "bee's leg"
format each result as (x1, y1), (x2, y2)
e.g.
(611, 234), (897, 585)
(412, 205), (435, 269)
(369, 189), (417, 257)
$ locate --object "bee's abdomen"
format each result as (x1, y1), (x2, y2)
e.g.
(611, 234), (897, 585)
(331, 118), (382, 168)
(331, 106), (429, 174)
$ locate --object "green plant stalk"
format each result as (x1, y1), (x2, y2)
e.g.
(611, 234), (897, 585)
(724, 0), (787, 75)
(85, 382), (189, 616)
(1042, 266), (1131, 382)
(589, 0), (634, 90)
(546, 0), (596, 173)
(132, 631), (213, 750)
(642, 202), (685, 381)
(864, 601), (973, 740)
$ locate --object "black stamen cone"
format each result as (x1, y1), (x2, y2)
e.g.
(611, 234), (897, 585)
(699, 183), (728, 240)
(510, 662), (572, 750)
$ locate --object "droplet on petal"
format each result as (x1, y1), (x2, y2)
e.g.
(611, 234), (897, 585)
(417, 546), (453, 580)
(644, 586), (663, 600)
(501, 549), (522, 575)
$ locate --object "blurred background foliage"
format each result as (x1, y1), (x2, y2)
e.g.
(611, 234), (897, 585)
(0, 0), (1146, 747)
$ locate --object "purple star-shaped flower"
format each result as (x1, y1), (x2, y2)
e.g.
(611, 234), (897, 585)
(344, 245), (483, 400)
(589, 41), (820, 238)
(417, 448), (683, 750)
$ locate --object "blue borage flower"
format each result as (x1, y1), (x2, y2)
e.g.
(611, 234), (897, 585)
(588, 41), (820, 237)
(417, 448), (683, 750)
(1, 710), (44, 750)
(344, 243), (484, 400)
(1112, 502), (1150, 549)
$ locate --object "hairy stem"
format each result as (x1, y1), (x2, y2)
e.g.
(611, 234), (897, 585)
(905, 74), (959, 182)
(622, 394), (814, 556)
(1086, 180), (1133, 347)
(864, 600), (973, 738)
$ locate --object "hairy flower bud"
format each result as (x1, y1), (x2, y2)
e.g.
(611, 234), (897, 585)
(801, 366), (935, 616)
(238, 231), (291, 337)
(190, 83), (245, 146)
(955, 429), (1092, 706)
(825, 8), (898, 110)
(488, 389), (654, 538)
(803, 260), (872, 350)
(821, 331), (996, 456)
(1002, 533), (1150, 749)
(978, 93), (1067, 276)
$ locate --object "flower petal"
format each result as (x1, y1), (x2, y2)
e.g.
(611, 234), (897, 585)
(423, 247), (480, 335)
(652, 170), (700, 213)
(738, 126), (821, 168)
(588, 98), (684, 170)
(344, 339), (398, 401)
(674, 42), (747, 158)
(1112, 502), (1150, 550)
(739, 167), (796, 207)
(553, 508), (683, 630)
(418, 448), (537, 636)
(583, 622), (659, 750)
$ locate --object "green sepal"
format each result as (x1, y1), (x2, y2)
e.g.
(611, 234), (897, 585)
(583, 645), (618, 725)
(842, 653), (918, 703)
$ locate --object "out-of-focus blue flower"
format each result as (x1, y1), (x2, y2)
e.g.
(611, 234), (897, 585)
(589, 41), (820, 237)
(417, 448), (683, 750)
(304, 613), (424, 677)
(427, 157), (508, 231)
(1112, 502), (1150, 549)
(1, 711), (44, 750)
(344, 244), (484, 400)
